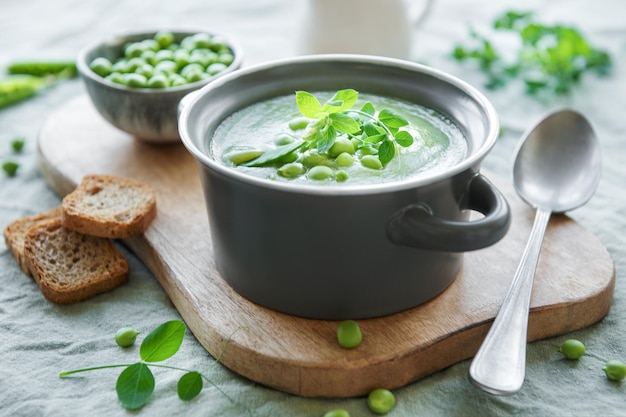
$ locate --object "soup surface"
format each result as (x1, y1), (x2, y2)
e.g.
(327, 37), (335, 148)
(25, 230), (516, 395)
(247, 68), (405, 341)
(210, 91), (467, 186)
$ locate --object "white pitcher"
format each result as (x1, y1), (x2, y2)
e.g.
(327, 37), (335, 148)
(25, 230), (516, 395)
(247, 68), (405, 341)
(297, 0), (434, 60)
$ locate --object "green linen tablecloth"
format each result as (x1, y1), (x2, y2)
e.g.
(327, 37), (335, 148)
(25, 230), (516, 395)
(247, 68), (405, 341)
(1, 0), (625, 415)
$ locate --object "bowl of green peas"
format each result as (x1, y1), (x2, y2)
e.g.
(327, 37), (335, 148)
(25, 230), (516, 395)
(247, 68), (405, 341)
(77, 29), (243, 143)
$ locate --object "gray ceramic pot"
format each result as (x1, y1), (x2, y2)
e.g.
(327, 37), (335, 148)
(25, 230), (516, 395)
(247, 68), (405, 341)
(179, 55), (510, 320)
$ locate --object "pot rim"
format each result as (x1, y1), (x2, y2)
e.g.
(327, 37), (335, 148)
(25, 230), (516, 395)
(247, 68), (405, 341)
(179, 54), (499, 196)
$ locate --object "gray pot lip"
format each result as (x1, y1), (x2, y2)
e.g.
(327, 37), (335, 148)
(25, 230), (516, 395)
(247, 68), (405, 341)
(180, 54), (499, 197)
(76, 28), (244, 96)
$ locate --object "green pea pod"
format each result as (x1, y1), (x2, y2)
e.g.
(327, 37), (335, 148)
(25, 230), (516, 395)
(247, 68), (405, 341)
(0, 75), (46, 109)
(7, 60), (77, 78)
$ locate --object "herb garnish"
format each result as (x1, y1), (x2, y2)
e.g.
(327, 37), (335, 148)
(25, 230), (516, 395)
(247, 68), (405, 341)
(60, 320), (251, 414)
(235, 89), (416, 182)
(452, 11), (612, 97)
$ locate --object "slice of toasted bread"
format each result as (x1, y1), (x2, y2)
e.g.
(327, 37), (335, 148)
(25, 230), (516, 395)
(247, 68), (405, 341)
(62, 174), (157, 239)
(23, 217), (129, 304)
(3, 206), (63, 276)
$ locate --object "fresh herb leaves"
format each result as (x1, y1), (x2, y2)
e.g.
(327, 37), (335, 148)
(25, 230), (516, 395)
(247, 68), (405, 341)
(60, 320), (250, 414)
(295, 89), (414, 164)
(452, 11), (612, 98)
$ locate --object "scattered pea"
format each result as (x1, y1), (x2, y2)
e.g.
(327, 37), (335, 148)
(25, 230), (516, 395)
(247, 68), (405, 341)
(323, 409), (350, 417)
(277, 162), (305, 179)
(360, 154), (383, 170)
(115, 327), (140, 347)
(558, 339), (586, 360)
(367, 388), (395, 415)
(335, 170), (349, 182)
(335, 152), (354, 167)
(603, 360), (626, 381)
(308, 165), (333, 181)
(2, 160), (19, 177)
(336, 320), (362, 348)
(228, 150), (263, 165)
(288, 117), (310, 131)
(11, 137), (25, 153)
(328, 137), (355, 157)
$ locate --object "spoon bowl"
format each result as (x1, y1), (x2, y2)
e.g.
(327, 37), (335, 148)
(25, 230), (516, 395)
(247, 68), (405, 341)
(469, 109), (602, 395)
(514, 110), (602, 212)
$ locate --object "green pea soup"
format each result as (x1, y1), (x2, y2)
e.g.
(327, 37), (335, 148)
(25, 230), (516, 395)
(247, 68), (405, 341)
(210, 92), (468, 186)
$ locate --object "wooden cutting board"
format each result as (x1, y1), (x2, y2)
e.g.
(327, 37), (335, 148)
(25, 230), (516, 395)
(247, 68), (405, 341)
(37, 95), (615, 398)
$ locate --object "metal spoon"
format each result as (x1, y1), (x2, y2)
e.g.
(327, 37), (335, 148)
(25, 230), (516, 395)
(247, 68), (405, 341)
(468, 109), (602, 395)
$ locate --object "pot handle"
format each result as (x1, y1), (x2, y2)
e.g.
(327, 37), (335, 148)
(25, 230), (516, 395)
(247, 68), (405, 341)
(386, 174), (511, 252)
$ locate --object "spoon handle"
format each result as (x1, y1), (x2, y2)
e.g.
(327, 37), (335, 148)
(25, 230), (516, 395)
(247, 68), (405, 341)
(468, 207), (551, 395)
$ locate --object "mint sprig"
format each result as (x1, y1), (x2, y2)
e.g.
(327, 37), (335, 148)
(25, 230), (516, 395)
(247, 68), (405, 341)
(60, 320), (252, 414)
(452, 10), (612, 98)
(295, 89), (414, 164)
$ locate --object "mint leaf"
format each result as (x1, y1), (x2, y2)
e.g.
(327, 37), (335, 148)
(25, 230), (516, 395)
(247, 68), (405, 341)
(317, 125), (337, 153)
(140, 320), (186, 362)
(394, 130), (414, 147)
(378, 140), (395, 164)
(178, 371), (203, 401)
(242, 139), (304, 167)
(329, 112), (360, 134)
(378, 108), (409, 128)
(322, 89), (358, 114)
(116, 363), (155, 410)
(296, 91), (323, 117)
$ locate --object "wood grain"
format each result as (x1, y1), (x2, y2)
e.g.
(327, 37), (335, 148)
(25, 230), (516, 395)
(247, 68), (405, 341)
(37, 95), (615, 397)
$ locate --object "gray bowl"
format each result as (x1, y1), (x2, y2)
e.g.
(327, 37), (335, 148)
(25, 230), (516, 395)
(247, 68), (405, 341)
(77, 29), (243, 143)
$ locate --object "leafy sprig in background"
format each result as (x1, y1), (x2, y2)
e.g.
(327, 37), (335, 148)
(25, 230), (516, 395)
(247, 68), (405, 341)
(452, 11), (612, 98)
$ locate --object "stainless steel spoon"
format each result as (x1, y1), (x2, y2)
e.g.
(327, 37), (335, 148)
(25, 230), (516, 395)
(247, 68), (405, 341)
(468, 109), (602, 395)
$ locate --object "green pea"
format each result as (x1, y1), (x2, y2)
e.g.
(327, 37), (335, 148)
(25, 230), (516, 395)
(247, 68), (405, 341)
(328, 137), (355, 157)
(147, 74), (170, 88)
(274, 133), (295, 146)
(126, 57), (146, 72)
(105, 72), (126, 85)
(174, 49), (191, 68)
(360, 155), (383, 170)
(367, 388), (395, 415)
(193, 33), (213, 49)
(207, 62), (227, 75)
(301, 151), (329, 168)
(2, 160), (19, 177)
(154, 60), (178, 75)
(155, 49), (175, 62)
(358, 145), (378, 155)
(115, 327), (140, 347)
(335, 152), (354, 167)
(288, 117), (310, 131)
(558, 339), (586, 360)
(218, 53), (234, 66)
(603, 360), (626, 381)
(308, 165), (333, 181)
(185, 70), (206, 83)
(181, 36), (197, 50)
(323, 409), (350, 417)
(336, 320), (362, 348)
(135, 64), (154, 79)
(335, 170), (349, 182)
(154, 30), (175, 48)
(278, 162), (305, 178)
(141, 50), (158, 66)
(124, 42), (144, 58)
(181, 63), (204, 77)
(89, 57), (113, 77)
(278, 152), (299, 163)
(124, 73), (147, 88)
(169, 73), (188, 87)
(10, 137), (25, 153)
(112, 60), (129, 73)
(141, 39), (160, 52)
(228, 150), (263, 165)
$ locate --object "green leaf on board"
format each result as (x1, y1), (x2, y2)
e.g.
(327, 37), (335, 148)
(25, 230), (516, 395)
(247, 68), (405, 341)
(116, 363), (155, 410)
(178, 371), (204, 401)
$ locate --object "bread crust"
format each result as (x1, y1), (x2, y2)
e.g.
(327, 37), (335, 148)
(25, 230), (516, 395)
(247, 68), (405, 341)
(3, 206), (63, 276)
(62, 174), (157, 239)
(23, 218), (129, 304)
